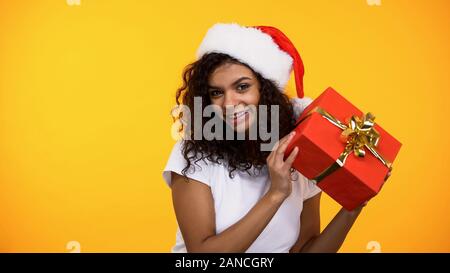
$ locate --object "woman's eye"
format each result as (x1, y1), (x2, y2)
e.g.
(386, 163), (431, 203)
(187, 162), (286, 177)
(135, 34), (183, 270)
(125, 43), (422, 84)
(210, 90), (222, 97)
(237, 83), (249, 91)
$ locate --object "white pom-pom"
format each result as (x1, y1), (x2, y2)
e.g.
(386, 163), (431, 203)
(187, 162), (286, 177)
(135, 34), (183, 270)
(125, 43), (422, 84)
(290, 97), (313, 120)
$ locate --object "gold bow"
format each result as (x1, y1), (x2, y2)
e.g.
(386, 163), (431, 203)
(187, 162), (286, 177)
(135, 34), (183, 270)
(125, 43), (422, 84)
(296, 107), (392, 183)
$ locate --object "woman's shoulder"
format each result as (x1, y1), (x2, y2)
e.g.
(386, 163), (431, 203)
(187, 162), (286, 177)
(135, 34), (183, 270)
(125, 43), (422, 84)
(292, 170), (322, 201)
(162, 140), (221, 188)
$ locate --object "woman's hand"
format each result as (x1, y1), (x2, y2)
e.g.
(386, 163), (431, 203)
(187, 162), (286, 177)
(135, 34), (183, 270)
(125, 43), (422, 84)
(266, 131), (299, 200)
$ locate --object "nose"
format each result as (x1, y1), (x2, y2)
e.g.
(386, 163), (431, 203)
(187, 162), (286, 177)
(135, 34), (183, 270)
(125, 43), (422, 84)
(222, 90), (240, 109)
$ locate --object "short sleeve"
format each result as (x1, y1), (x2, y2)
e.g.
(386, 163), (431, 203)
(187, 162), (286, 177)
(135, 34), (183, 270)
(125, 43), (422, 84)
(300, 175), (322, 201)
(162, 141), (212, 188)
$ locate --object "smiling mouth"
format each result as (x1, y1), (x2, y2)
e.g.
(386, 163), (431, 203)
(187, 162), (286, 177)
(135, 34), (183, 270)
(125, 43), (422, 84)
(223, 110), (250, 127)
(224, 109), (248, 119)
(233, 110), (248, 118)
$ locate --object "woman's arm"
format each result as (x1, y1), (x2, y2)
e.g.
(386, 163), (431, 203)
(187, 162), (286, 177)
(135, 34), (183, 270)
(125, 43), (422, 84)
(289, 192), (321, 253)
(171, 132), (299, 253)
(292, 173), (391, 253)
(300, 206), (363, 253)
(289, 192), (364, 253)
(171, 173), (287, 253)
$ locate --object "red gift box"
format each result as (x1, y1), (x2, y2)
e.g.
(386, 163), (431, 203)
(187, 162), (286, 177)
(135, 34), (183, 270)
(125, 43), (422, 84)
(285, 87), (402, 211)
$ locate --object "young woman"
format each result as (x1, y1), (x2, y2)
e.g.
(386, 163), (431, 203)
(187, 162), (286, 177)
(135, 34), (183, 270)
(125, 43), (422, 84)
(162, 23), (385, 253)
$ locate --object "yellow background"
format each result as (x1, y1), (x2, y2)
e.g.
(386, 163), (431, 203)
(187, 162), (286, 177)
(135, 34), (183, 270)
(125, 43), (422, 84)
(1, 0), (449, 252)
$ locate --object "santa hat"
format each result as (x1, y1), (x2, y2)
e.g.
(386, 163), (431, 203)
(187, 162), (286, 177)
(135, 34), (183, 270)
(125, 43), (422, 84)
(196, 23), (312, 118)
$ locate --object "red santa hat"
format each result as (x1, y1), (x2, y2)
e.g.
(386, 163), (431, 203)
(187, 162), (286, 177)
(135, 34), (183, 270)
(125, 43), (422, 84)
(196, 23), (311, 118)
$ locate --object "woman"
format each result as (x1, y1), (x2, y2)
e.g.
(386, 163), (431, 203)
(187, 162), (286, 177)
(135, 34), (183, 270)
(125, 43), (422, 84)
(162, 23), (381, 253)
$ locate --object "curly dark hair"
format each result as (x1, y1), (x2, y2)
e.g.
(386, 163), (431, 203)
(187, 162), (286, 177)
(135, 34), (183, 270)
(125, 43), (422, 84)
(173, 52), (297, 178)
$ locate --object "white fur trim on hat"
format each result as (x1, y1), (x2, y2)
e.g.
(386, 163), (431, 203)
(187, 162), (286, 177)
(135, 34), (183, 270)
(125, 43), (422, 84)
(291, 97), (312, 120)
(196, 23), (293, 91)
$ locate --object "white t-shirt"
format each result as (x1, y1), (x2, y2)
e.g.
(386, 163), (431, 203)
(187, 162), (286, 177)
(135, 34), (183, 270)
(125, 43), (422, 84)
(162, 140), (321, 253)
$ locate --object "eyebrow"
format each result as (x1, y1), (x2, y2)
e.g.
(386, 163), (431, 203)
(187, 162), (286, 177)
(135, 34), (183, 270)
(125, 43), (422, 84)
(208, 76), (252, 90)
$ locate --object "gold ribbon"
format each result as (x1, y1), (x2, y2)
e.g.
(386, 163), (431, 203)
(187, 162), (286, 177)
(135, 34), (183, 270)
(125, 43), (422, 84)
(295, 107), (392, 183)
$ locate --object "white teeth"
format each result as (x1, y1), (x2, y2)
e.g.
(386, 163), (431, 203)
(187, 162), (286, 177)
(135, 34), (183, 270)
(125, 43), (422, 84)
(234, 111), (247, 118)
(225, 110), (248, 119)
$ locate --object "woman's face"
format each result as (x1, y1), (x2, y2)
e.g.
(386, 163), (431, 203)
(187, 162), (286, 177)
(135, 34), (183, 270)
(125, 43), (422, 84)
(207, 62), (260, 133)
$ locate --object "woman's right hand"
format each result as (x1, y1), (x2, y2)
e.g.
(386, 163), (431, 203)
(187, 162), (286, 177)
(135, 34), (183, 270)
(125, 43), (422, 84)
(266, 131), (299, 201)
